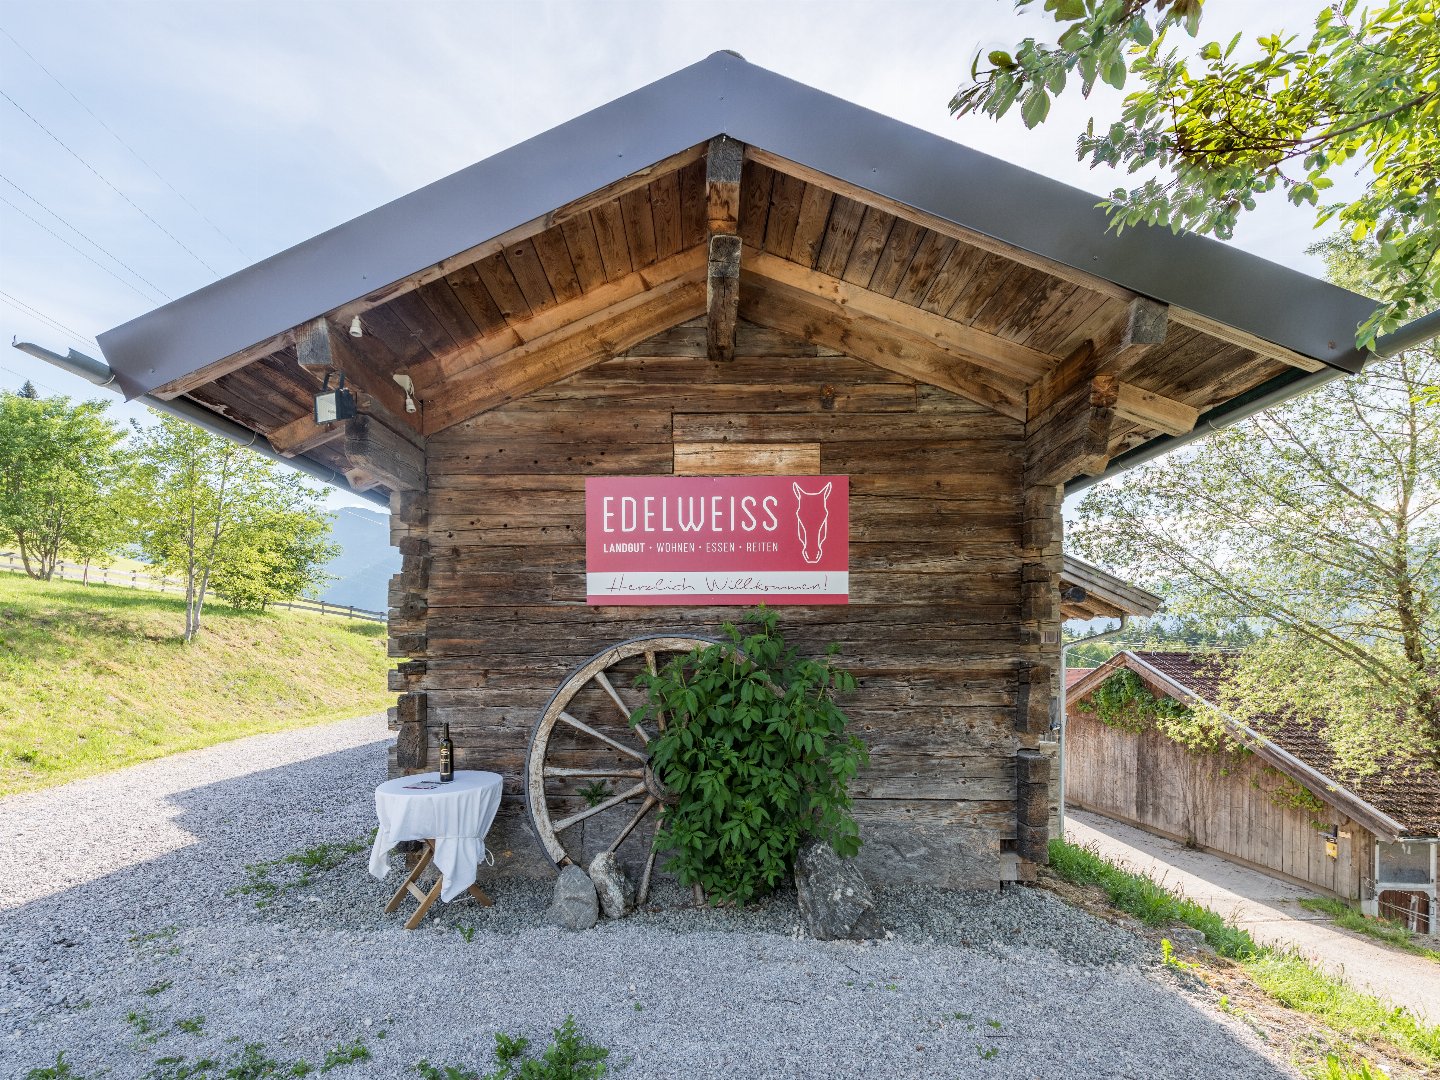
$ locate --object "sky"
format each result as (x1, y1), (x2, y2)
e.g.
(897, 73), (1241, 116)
(0, 0), (1339, 512)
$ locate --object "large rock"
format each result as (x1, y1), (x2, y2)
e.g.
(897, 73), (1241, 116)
(794, 836), (880, 941)
(588, 852), (636, 919)
(546, 865), (599, 931)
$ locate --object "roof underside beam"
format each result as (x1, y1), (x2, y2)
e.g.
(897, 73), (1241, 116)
(705, 136), (743, 363)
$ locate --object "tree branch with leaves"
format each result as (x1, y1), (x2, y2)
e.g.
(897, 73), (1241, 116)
(953, 0), (1439, 344)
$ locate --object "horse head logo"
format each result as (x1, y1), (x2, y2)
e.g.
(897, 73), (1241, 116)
(792, 482), (832, 565)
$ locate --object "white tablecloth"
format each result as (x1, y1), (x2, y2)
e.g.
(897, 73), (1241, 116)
(369, 770), (503, 902)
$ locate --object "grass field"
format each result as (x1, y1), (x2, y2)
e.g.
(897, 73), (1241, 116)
(0, 574), (393, 795)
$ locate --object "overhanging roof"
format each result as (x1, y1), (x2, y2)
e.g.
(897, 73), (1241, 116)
(1060, 555), (1162, 620)
(97, 51), (1377, 400)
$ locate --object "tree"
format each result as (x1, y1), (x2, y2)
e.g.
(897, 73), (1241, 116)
(210, 479), (339, 612)
(952, 0), (1439, 344)
(1070, 241), (1438, 773)
(0, 390), (130, 580)
(130, 415), (337, 641)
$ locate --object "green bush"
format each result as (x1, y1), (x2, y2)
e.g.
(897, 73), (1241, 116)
(635, 607), (867, 904)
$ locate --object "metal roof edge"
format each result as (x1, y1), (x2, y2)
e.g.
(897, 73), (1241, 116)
(98, 50), (1378, 399)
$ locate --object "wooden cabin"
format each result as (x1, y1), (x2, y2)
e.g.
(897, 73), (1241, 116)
(94, 54), (1377, 890)
(1068, 651), (1440, 931)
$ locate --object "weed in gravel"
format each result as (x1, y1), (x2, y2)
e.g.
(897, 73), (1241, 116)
(144, 980), (174, 997)
(1161, 938), (1193, 971)
(414, 1064), (478, 1080)
(148, 1056), (220, 1079)
(320, 1039), (371, 1071)
(1300, 897), (1440, 963)
(25, 1051), (83, 1079)
(458, 925), (476, 943)
(977, 1046), (999, 1061)
(236, 839), (368, 907)
(130, 926), (181, 956)
(128, 1008), (159, 1044)
(173, 1015), (206, 1036)
(478, 1017), (608, 1080)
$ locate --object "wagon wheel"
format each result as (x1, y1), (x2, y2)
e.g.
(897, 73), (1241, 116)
(526, 635), (716, 904)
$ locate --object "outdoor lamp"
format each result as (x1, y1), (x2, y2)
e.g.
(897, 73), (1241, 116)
(314, 371), (357, 424)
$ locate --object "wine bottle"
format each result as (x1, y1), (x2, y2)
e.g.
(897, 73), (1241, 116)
(438, 723), (455, 783)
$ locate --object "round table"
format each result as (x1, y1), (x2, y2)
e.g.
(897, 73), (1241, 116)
(369, 769), (503, 928)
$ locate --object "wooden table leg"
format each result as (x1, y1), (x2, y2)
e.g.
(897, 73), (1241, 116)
(385, 840), (494, 928)
(404, 876), (444, 930)
(467, 884), (494, 907)
(384, 840), (434, 914)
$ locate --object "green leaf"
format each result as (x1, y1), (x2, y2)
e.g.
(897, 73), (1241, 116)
(1021, 90), (1052, 128)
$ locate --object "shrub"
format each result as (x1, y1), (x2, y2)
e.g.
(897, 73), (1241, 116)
(635, 606), (867, 904)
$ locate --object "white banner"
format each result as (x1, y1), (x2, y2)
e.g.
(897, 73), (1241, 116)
(586, 570), (849, 601)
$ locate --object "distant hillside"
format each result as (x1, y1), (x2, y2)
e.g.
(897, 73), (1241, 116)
(321, 506), (400, 612)
(0, 574), (392, 793)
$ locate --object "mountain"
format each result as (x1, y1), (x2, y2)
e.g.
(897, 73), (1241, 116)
(319, 506), (399, 613)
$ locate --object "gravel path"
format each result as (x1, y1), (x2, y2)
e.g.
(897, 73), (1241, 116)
(0, 715), (1294, 1079)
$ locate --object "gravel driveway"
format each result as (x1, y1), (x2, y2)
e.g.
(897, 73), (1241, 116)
(0, 714), (1293, 1079)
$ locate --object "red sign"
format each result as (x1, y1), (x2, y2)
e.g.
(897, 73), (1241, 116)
(585, 476), (849, 605)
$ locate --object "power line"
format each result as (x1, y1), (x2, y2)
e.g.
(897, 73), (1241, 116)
(0, 289), (99, 349)
(0, 192), (166, 304)
(0, 361), (64, 396)
(0, 26), (250, 261)
(1, 173), (173, 300)
(0, 86), (221, 276)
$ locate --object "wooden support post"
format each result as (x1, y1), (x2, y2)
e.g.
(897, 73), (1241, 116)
(1025, 374), (1119, 487)
(343, 414), (425, 493)
(1015, 749), (1053, 872)
(705, 135), (743, 362)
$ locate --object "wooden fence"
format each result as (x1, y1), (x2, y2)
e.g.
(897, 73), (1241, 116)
(0, 552), (387, 623)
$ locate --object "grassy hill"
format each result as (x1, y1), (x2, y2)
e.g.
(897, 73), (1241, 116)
(0, 574), (393, 795)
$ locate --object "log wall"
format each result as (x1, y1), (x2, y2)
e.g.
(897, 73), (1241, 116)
(1066, 710), (1370, 898)
(389, 321), (1051, 888)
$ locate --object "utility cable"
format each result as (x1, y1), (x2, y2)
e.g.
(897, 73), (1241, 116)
(0, 193), (167, 304)
(0, 361), (64, 396)
(0, 289), (99, 349)
(0, 86), (221, 276)
(0, 26), (250, 260)
(1, 173), (173, 300)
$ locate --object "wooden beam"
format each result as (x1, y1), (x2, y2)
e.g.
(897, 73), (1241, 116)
(749, 148), (1329, 375)
(705, 135), (743, 234)
(266, 387), (423, 459)
(411, 246), (706, 394)
(739, 272), (1029, 420)
(1114, 383), (1198, 437)
(1025, 374), (1118, 486)
(423, 269), (707, 434)
(674, 441), (821, 476)
(705, 136), (744, 363)
(152, 333), (295, 400)
(707, 234), (742, 362)
(267, 413), (345, 458)
(1028, 297), (1169, 422)
(296, 317), (357, 372)
(343, 413), (425, 493)
(746, 248), (1053, 383)
(150, 144), (710, 403)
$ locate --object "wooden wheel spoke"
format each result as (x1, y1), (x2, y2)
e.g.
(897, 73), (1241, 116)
(638, 846), (658, 905)
(558, 711), (647, 762)
(593, 670), (652, 744)
(552, 782), (648, 834)
(607, 795), (658, 854)
(543, 766), (645, 780)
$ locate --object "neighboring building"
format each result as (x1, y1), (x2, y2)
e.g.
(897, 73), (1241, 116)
(89, 54), (1377, 891)
(1067, 650), (1440, 933)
